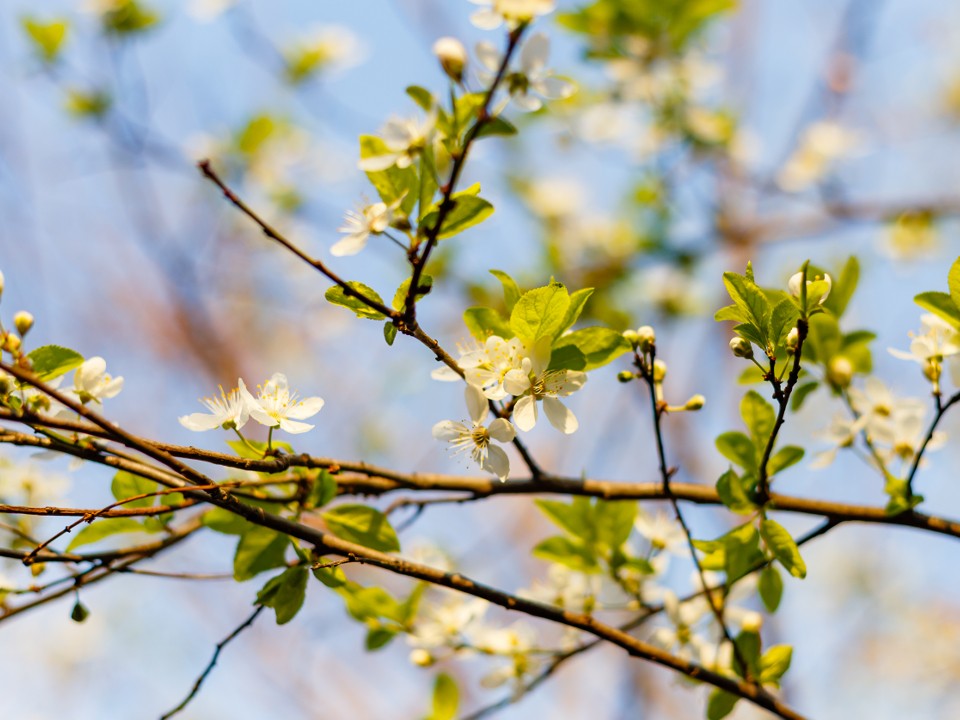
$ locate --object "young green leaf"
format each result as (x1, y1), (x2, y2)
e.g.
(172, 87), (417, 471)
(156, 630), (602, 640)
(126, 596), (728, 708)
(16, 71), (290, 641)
(948, 257), (960, 312)
(463, 307), (512, 341)
(22, 17), (69, 63)
(489, 269), (522, 311)
(790, 381), (818, 411)
(420, 188), (494, 240)
(110, 470), (157, 509)
(914, 291), (960, 328)
(550, 327), (630, 371)
(758, 565), (783, 612)
(510, 282), (571, 344)
(325, 282), (387, 320)
(824, 256), (859, 318)
(535, 497), (594, 541)
(532, 536), (598, 572)
(759, 519), (806, 579)
(767, 446), (804, 476)
(234, 526), (290, 581)
(26, 345), (84, 382)
(716, 469), (756, 515)
(558, 288), (594, 333)
(257, 566), (308, 624)
(66, 518), (147, 551)
(322, 505), (400, 552)
(430, 673), (459, 720)
(741, 390), (775, 446)
(706, 689), (739, 720)
(759, 645), (793, 686)
(715, 431), (757, 473)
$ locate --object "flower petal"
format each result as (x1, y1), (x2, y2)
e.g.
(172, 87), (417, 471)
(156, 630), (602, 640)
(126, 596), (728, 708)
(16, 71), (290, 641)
(520, 33), (549, 76)
(331, 232), (369, 257)
(487, 418), (516, 443)
(278, 418), (315, 434)
(287, 396), (325, 420)
(482, 444), (511, 481)
(179, 412), (225, 432)
(465, 384), (488, 425)
(433, 420), (468, 442)
(543, 396), (578, 433)
(513, 395), (538, 432)
(239, 378), (274, 427)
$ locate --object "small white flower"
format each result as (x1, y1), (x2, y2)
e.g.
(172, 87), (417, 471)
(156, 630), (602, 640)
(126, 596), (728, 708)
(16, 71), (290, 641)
(408, 596), (489, 650)
(651, 590), (711, 661)
(462, 335), (527, 400)
(358, 113), (436, 172)
(777, 121), (861, 192)
(331, 201), (395, 256)
(476, 33), (575, 112)
(810, 412), (861, 469)
(72, 357), (123, 405)
(469, 0), (555, 30)
(179, 385), (250, 432)
(889, 314), (960, 380)
(432, 385), (516, 480)
(634, 508), (689, 556)
(502, 347), (586, 433)
(788, 271), (832, 305)
(433, 37), (468, 82)
(241, 373), (325, 434)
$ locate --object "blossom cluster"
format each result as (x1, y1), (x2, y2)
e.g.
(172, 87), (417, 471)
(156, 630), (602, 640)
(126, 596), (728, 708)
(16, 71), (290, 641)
(179, 373), (324, 435)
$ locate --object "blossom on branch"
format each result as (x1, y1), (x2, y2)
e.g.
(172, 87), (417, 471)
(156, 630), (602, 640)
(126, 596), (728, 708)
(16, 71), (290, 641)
(432, 384), (515, 480)
(503, 347), (586, 433)
(179, 385), (250, 432)
(240, 373), (325, 434)
(476, 33), (575, 112)
(469, 0), (555, 30)
(71, 357), (123, 406)
(331, 200), (397, 257)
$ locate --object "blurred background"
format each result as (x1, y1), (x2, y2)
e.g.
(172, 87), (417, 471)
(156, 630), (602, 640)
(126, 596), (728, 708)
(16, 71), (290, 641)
(1, 0), (960, 718)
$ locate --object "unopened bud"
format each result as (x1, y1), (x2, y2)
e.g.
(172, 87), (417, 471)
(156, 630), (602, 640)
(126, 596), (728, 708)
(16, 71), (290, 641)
(785, 327), (800, 354)
(410, 648), (434, 667)
(729, 337), (753, 359)
(621, 329), (639, 347)
(0, 375), (10, 395)
(616, 370), (635, 383)
(636, 325), (656, 352)
(684, 394), (705, 411)
(433, 37), (467, 83)
(13, 311), (33, 337)
(788, 271), (832, 305)
(2, 333), (20, 353)
(0, 269), (5, 297)
(827, 356), (853, 389)
(652, 359), (667, 382)
(923, 358), (942, 383)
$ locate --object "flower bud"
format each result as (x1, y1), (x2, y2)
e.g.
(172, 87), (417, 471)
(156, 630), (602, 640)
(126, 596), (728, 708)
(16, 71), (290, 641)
(621, 329), (639, 347)
(785, 327), (800, 354)
(433, 37), (467, 83)
(13, 311), (33, 337)
(788, 271), (832, 305)
(2, 332), (20, 353)
(410, 648), (434, 667)
(652, 359), (667, 382)
(616, 370), (635, 383)
(729, 337), (753, 359)
(923, 358), (942, 383)
(636, 325), (656, 352)
(0, 375), (10, 395)
(684, 394), (705, 411)
(826, 356), (853, 389)
(0, 269), (5, 297)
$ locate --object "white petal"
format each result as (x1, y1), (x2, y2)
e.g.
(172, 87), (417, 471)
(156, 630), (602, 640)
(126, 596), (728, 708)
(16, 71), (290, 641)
(482, 445), (510, 481)
(487, 418), (516, 443)
(543, 396), (578, 433)
(99, 376), (124, 399)
(511, 93), (543, 113)
(433, 420), (468, 442)
(465, 384), (488, 425)
(179, 412), (225, 432)
(520, 33), (549, 76)
(331, 232), (369, 257)
(552, 370), (587, 397)
(502, 368), (531, 396)
(76, 356), (106, 389)
(431, 366), (461, 381)
(287, 396), (325, 420)
(475, 41), (502, 72)
(513, 395), (538, 432)
(888, 347), (919, 362)
(535, 76), (575, 100)
(278, 417), (315, 434)
(358, 154), (399, 172)
(470, 9), (503, 30)
(239, 378), (274, 427)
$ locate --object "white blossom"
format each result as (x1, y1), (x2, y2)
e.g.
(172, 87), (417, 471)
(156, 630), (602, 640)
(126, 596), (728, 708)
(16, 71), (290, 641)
(71, 357), (123, 406)
(469, 0), (555, 30)
(503, 347), (586, 433)
(331, 201), (395, 256)
(358, 113), (436, 172)
(788, 271), (832, 305)
(476, 33), (574, 112)
(241, 373), (325, 434)
(179, 385), (250, 432)
(433, 385), (516, 480)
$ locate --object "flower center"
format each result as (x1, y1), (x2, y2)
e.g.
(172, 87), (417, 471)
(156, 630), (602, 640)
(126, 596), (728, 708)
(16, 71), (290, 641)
(471, 426), (490, 448)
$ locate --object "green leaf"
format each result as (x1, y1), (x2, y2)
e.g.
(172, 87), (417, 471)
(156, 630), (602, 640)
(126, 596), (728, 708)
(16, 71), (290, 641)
(769, 297), (800, 347)
(716, 469), (756, 515)
(737, 365), (767, 384)
(489, 269), (522, 311)
(706, 688), (739, 720)
(323, 505), (400, 552)
(312, 560), (348, 588)
(226, 437), (294, 461)
(532, 536), (597, 572)
(759, 645), (793, 686)
(546, 343), (586, 371)
(203, 507), (250, 535)
(307, 470), (338, 509)
(759, 519), (806, 579)
(392, 275), (434, 311)
(733, 629), (762, 679)
(715, 431), (757, 473)
(359, 135), (419, 211)
(594, 500), (637, 550)
(558, 288), (594, 334)
(110, 470), (157, 509)
(339, 584), (405, 623)
(790, 381), (818, 412)
(475, 116), (517, 138)
(510, 282), (571, 344)
(550, 327), (630, 371)
(421, 189), (494, 240)
(535, 497), (594, 541)
(824, 256), (859, 318)
(714, 304), (747, 324)
(949, 257), (960, 312)
(767, 446), (804, 476)
(101, 0), (159, 35)
(405, 85), (434, 111)
(257, 566), (308, 624)
(758, 565), (783, 612)
(234, 526), (289, 581)
(805, 312), (842, 363)
(66, 518), (146, 551)
(383, 322), (397, 346)
(914, 291), (960, 328)
(324, 282), (387, 320)
(22, 17), (69, 63)
(741, 390), (775, 447)
(365, 626), (397, 651)
(724, 523), (764, 584)
(27, 345), (84, 382)
(722, 272), (772, 345)
(431, 673), (459, 720)
(463, 307), (512, 341)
